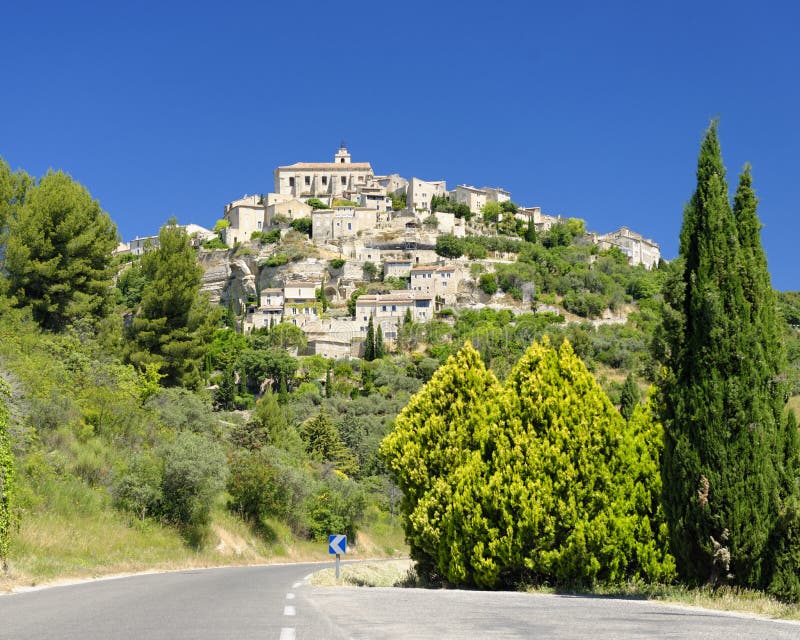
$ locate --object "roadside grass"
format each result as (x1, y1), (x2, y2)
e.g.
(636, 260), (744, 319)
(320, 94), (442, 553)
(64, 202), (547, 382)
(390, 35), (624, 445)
(1, 476), (408, 593)
(310, 559), (412, 587)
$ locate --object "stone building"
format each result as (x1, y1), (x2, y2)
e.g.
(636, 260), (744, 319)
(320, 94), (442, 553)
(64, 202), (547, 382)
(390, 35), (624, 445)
(312, 206), (378, 242)
(595, 227), (661, 269)
(355, 292), (435, 339)
(407, 177), (447, 213)
(451, 185), (488, 215)
(222, 195), (266, 244)
(273, 146), (373, 199)
(410, 264), (462, 304)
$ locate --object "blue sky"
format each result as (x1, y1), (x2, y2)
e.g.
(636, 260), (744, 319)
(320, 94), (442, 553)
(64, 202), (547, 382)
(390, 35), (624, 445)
(1, 1), (798, 290)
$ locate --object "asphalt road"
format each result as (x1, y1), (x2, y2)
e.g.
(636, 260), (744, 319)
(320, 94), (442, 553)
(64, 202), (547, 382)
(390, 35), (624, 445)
(2, 563), (799, 639)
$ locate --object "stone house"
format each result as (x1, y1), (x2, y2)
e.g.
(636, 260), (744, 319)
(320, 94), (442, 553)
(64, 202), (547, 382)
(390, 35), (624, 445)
(451, 185), (487, 215)
(273, 146), (373, 199)
(383, 259), (414, 279)
(312, 207), (378, 242)
(410, 264), (462, 304)
(283, 280), (322, 327)
(595, 227), (660, 269)
(407, 177), (447, 213)
(355, 292), (436, 340)
(222, 195), (266, 244)
(266, 197), (312, 225)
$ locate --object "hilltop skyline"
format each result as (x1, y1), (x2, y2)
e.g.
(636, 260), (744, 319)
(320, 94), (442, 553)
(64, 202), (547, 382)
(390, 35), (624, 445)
(1, 1), (797, 289)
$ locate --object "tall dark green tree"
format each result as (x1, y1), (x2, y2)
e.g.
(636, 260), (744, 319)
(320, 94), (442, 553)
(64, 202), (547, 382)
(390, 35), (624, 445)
(619, 373), (640, 422)
(659, 122), (794, 592)
(126, 221), (219, 389)
(375, 324), (385, 359)
(5, 171), (118, 330)
(364, 316), (376, 361)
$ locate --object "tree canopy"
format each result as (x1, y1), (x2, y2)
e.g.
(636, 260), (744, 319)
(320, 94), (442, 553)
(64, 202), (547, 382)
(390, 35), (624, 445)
(4, 170), (118, 330)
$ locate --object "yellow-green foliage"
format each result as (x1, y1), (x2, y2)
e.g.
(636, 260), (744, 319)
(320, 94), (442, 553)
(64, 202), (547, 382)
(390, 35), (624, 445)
(380, 342), (502, 580)
(0, 379), (16, 568)
(382, 338), (675, 589)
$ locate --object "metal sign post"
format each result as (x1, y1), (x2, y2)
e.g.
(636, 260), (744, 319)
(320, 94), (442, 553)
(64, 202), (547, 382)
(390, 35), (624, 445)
(328, 534), (347, 581)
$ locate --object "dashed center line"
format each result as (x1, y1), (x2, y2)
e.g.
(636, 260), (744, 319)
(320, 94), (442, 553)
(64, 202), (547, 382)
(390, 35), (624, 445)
(292, 581), (301, 589)
(284, 605), (296, 616)
(286, 592), (295, 600)
(279, 628), (295, 640)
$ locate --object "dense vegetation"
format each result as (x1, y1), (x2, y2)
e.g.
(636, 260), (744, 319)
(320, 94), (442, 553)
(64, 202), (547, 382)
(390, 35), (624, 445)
(0, 126), (799, 603)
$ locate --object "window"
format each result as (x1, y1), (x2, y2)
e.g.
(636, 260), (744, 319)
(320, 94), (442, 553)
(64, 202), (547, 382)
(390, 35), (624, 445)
(305, 176), (311, 186)
(322, 176), (328, 185)
(289, 177), (295, 187)
(341, 176), (346, 185)
(391, 305), (396, 311)
(347, 223), (352, 230)
(382, 305), (387, 312)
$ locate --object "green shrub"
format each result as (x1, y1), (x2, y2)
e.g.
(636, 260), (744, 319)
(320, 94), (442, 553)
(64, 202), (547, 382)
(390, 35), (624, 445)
(329, 258), (346, 269)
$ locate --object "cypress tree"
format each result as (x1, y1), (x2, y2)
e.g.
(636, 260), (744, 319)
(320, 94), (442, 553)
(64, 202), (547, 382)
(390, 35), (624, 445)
(364, 316), (375, 361)
(659, 122), (788, 589)
(375, 324), (385, 359)
(619, 373), (640, 422)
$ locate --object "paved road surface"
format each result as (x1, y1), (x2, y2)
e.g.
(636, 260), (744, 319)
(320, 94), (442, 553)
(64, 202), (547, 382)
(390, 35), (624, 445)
(2, 563), (799, 639)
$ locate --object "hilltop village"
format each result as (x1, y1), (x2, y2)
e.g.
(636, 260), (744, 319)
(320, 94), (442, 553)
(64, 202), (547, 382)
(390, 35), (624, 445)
(116, 146), (661, 358)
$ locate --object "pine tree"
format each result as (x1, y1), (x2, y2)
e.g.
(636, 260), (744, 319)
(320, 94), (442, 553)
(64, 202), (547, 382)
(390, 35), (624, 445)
(325, 367), (332, 398)
(659, 122), (789, 590)
(525, 216), (537, 243)
(126, 221), (219, 389)
(5, 170), (118, 330)
(619, 373), (640, 422)
(375, 324), (385, 359)
(300, 409), (356, 474)
(364, 316), (375, 361)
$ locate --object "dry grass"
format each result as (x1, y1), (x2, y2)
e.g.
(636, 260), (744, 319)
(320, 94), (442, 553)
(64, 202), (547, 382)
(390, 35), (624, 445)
(310, 559), (412, 587)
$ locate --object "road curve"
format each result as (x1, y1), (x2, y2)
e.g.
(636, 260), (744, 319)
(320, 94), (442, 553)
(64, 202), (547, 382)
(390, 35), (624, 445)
(3, 563), (799, 639)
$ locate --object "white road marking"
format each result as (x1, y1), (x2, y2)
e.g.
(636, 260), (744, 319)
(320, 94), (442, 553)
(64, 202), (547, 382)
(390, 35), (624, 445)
(284, 605), (296, 616)
(303, 573), (313, 580)
(279, 628), (295, 640)
(292, 581), (301, 588)
(286, 592), (295, 600)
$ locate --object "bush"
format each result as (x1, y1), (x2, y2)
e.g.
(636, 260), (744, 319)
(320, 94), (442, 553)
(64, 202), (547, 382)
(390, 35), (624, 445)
(306, 473), (366, 541)
(479, 274), (498, 295)
(160, 432), (228, 531)
(329, 258), (346, 270)
(265, 253), (290, 267)
(290, 218), (312, 236)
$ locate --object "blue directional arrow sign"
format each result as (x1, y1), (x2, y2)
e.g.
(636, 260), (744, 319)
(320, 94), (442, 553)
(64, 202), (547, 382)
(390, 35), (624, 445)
(328, 534), (347, 555)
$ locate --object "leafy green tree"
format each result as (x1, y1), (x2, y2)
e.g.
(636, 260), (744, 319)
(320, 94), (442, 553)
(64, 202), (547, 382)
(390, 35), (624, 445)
(268, 322), (306, 351)
(363, 261), (379, 282)
(481, 201), (501, 223)
(116, 263), (147, 309)
(659, 122), (794, 592)
(5, 171), (118, 330)
(364, 316), (376, 361)
(619, 373), (640, 421)
(0, 380), (16, 572)
(126, 221), (219, 389)
(435, 234), (464, 259)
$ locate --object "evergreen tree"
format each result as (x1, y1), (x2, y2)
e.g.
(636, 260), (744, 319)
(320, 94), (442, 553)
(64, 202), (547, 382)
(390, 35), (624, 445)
(525, 216), (537, 243)
(381, 342), (502, 581)
(300, 409), (356, 474)
(214, 366), (235, 410)
(364, 316), (376, 361)
(325, 367), (332, 398)
(5, 170), (118, 330)
(659, 122), (791, 590)
(375, 324), (385, 359)
(619, 373), (640, 422)
(126, 221), (220, 389)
